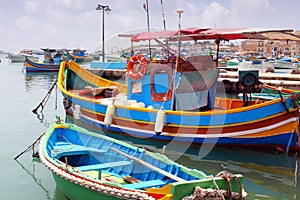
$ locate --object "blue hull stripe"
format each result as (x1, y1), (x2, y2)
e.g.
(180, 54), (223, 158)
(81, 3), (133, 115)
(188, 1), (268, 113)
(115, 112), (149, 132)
(69, 109), (298, 148)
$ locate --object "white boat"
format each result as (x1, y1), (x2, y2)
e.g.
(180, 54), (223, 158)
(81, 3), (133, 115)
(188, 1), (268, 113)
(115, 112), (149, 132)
(8, 49), (40, 62)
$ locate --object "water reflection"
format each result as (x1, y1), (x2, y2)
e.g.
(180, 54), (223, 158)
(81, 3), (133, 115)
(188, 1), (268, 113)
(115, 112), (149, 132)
(15, 159), (69, 200)
(15, 159), (52, 200)
(172, 149), (298, 199)
(24, 72), (57, 91)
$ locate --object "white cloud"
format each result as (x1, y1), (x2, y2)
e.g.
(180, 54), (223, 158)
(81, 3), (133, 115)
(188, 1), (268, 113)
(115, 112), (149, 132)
(24, 0), (40, 14)
(1, 0), (300, 53)
(199, 2), (230, 28)
(16, 15), (57, 35)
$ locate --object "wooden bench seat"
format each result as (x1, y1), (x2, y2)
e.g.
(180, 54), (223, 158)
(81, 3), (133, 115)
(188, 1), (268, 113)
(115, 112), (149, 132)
(76, 160), (132, 172)
(123, 179), (166, 189)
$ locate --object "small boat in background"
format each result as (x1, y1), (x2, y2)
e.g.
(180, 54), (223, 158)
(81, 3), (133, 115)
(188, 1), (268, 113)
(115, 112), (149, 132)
(38, 119), (247, 200)
(23, 48), (64, 72)
(251, 59), (262, 65)
(279, 57), (299, 63)
(41, 48), (65, 65)
(68, 49), (93, 63)
(227, 58), (240, 66)
(23, 48), (73, 73)
(261, 84), (300, 104)
(8, 49), (40, 63)
(273, 57), (299, 70)
(23, 57), (60, 72)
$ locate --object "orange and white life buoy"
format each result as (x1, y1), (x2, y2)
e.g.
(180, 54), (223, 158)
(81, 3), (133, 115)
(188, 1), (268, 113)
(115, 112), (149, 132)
(127, 54), (147, 80)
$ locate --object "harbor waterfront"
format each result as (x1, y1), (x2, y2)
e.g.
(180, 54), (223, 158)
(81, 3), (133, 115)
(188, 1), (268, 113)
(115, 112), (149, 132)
(0, 53), (299, 199)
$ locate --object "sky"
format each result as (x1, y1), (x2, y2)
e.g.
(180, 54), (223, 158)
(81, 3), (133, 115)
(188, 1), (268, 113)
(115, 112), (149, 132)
(1, 0), (300, 53)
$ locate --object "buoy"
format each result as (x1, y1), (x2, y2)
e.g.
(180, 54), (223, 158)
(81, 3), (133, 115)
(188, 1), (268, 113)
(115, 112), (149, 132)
(154, 108), (165, 136)
(147, 105), (154, 109)
(130, 102), (145, 108)
(74, 104), (81, 119)
(104, 104), (115, 126)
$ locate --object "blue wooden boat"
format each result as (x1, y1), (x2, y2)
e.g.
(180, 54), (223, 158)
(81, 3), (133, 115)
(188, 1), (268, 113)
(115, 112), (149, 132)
(67, 49), (93, 63)
(38, 118), (246, 200)
(251, 59), (262, 65)
(24, 57), (60, 72)
(237, 92), (290, 101)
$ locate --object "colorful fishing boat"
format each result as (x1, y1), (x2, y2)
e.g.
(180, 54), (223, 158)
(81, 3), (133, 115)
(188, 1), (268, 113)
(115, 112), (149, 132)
(262, 84), (300, 95)
(67, 49), (93, 63)
(38, 118), (247, 200)
(23, 48), (67, 72)
(58, 56), (299, 153)
(261, 84), (300, 104)
(24, 57), (60, 72)
(58, 28), (300, 153)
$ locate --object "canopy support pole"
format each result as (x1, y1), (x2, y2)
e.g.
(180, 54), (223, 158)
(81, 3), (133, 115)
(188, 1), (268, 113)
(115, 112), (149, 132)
(171, 9), (184, 111)
(215, 39), (220, 67)
(154, 39), (177, 55)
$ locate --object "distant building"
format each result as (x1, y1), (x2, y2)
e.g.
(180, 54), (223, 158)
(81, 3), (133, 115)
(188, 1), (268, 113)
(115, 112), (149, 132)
(240, 31), (300, 57)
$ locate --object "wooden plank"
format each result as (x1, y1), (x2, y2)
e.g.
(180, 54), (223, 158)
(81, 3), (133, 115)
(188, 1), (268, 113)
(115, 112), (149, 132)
(124, 179), (166, 189)
(76, 160), (132, 171)
(53, 144), (106, 156)
(111, 147), (185, 182)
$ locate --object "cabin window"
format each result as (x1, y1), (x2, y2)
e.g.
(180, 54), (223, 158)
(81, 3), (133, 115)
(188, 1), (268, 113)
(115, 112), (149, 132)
(131, 81), (142, 94)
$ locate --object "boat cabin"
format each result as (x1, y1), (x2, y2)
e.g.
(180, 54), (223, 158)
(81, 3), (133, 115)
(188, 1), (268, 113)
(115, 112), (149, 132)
(127, 55), (219, 111)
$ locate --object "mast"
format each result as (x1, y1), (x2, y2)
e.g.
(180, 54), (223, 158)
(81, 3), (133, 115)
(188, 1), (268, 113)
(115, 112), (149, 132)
(143, 0), (152, 60)
(160, 0), (167, 31)
(160, 0), (169, 58)
(171, 9), (183, 111)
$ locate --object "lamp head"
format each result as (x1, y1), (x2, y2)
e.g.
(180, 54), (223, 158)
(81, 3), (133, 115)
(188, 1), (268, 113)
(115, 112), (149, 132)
(96, 5), (111, 13)
(177, 9), (184, 15)
(96, 4), (102, 10)
(105, 6), (111, 13)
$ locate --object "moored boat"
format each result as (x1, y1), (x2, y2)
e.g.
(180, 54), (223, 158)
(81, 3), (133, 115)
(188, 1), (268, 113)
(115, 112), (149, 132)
(58, 28), (300, 153)
(262, 84), (300, 95)
(68, 49), (94, 63)
(261, 84), (300, 104)
(38, 119), (247, 200)
(8, 50), (40, 63)
(24, 57), (60, 72)
(58, 56), (299, 153)
(227, 58), (240, 66)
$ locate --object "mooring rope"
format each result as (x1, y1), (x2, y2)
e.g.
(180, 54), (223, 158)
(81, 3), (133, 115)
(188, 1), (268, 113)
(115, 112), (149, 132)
(32, 79), (57, 114)
(14, 132), (45, 160)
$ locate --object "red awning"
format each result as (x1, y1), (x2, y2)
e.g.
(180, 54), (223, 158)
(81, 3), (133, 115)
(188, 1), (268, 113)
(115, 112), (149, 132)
(130, 27), (300, 42)
(132, 30), (178, 42)
(180, 27), (210, 34)
(131, 28), (210, 42)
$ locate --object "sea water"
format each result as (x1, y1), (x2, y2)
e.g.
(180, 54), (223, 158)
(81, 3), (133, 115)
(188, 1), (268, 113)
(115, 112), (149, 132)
(0, 53), (299, 199)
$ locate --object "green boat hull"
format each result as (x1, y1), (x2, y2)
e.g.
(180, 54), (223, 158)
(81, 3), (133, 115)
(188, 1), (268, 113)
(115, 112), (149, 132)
(39, 122), (246, 200)
(53, 173), (120, 200)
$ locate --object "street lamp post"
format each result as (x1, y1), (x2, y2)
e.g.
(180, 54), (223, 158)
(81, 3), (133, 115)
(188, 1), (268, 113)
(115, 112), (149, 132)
(96, 4), (111, 62)
(143, 0), (151, 60)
